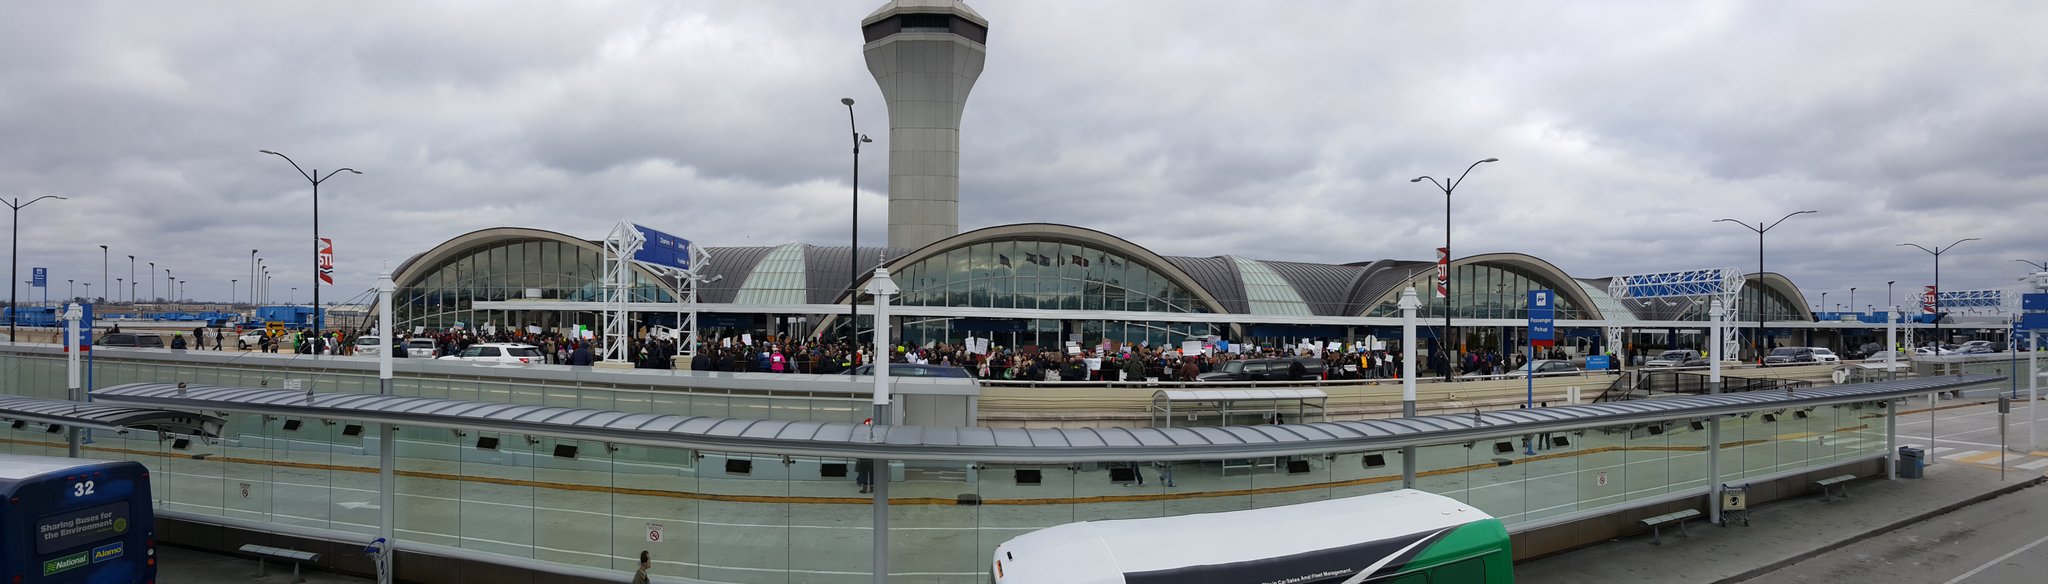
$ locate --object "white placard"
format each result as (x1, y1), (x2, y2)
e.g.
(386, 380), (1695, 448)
(647, 522), (665, 543)
(741, 334), (754, 346)
(1084, 357), (1101, 372)
(527, 325), (541, 334)
(1182, 341), (1203, 355)
(412, 326), (425, 335)
(283, 379), (303, 390)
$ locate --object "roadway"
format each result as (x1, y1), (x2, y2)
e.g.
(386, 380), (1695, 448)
(1744, 479), (2048, 584)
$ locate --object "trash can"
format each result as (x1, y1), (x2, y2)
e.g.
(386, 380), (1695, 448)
(1898, 446), (1925, 479)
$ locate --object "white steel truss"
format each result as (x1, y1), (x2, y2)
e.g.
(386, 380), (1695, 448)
(1606, 267), (1747, 356)
(1937, 289), (2005, 311)
(602, 222), (713, 363)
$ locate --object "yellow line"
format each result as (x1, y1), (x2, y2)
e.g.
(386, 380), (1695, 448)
(1956, 451), (2005, 464)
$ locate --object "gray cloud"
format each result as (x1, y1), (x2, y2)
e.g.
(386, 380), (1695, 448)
(0, 0), (2042, 310)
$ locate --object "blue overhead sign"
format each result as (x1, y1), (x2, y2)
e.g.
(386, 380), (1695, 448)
(30, 267), (45, 287)
(630, 224), (692, 271)
(2022, 313), (2048, 332)
(2025, 293), (2048, 312)
(1528, 290), (1555, 346)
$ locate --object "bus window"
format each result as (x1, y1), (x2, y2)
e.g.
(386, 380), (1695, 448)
(1433, 557), (1486, 582)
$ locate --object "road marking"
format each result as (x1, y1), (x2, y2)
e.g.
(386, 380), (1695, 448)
(2014, 459), (2048, 471)
(1945, 451), (1991, 462)
(1942, 531), (2048, 584)
(1931, 447), (1958, 455)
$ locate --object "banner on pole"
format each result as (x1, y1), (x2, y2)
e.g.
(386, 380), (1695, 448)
(1435, 247), (1449, 298)
(1921, 286), (1936, 314)
(318, 238), (335, 285)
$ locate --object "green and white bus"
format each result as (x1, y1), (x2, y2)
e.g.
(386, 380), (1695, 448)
(990, 489), (1512, 583)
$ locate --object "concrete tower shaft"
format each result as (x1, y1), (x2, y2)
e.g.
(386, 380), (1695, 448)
(862, 0), (986, 250)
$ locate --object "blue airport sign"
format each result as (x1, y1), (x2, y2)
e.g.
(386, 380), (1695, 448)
(1586, 354), (1611, 371)
(2025, 293), (2048, 312)
(630, 224), (692, 271)
(31, 267), (46, 287)
(1528, 290), (1555, 345)
(2023, 313), (2048, 332)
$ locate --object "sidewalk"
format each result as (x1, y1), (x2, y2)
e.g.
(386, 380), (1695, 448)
(1514, 448), (2045, 584)
(157, 545), (372, 584)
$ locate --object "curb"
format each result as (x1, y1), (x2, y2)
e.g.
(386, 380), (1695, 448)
(1714, 475), (2048, 584)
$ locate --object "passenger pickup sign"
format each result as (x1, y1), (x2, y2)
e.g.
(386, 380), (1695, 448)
(1528, 290), (1555, 347)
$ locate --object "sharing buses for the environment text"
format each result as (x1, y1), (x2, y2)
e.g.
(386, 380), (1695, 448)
(0, 453), (158, 583)
(991, 489), (1511, 583)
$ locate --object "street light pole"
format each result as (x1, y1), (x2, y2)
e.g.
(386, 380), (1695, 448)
(1411, 157), (1499, 382)
(2017, 259), (2048, 272)
(232, 279), (239, 305)
(260, 150), (361, 339)
(147, 262), (154, 302)
(1714, 210), (1818, 362)
(840, 98), (873, 343)
(99, 245), (107, 302)
(4, 195), (67, 342)
(1899, 238), (1979, 348)
(126, 256), (134, 303)
(250, 249), (259, 306)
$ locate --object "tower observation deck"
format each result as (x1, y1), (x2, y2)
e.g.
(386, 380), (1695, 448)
(861, 0), (987, 250)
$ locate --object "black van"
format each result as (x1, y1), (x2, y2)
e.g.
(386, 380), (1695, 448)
(1197, 358), (1326, 382)
(94, 332), (164, 348)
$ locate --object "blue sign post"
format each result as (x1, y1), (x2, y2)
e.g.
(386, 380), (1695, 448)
(1525, 290), (1555, 454)
(31, 267), (46, 287)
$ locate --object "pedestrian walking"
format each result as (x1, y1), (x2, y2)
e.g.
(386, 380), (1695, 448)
(213, 328), (224, 351)
(855, 458), (874, 494)
(632, 550), (651, 584)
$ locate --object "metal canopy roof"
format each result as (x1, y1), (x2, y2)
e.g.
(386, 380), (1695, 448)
(1154, 388), (1329, 402)
(0, 396), (225, 436)
(90, 376), (2000, 463)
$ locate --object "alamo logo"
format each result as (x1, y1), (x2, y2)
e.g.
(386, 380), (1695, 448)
(93, 541), (125, 563)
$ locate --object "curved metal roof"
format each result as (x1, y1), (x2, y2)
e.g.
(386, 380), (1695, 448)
(1258, 260), (1370, 317)
(0, 396), (225, 436)
(1162, 256), (1247, 314)
(92, 375), (1998, 463)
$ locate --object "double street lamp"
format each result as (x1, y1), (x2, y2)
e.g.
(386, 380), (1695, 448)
(1714, 210), (1817, 362)
(1898, 238), (1979, 348)
(260, 150), (361, 338)
(4, 195), (66, 342)
(1411, 158), (1498, 382)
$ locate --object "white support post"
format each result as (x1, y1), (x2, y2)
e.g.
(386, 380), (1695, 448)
(374, 272), (397, 584)
(2031, 330), (2038, 451)
(64, 303), (82, 458)
(1707, 299), (1724, 525)
(863, 267), (900, 584)
(1399, 287), (1419, 488)
(1887, 396), (1899, 480)
(1887, 308), (1899, 382)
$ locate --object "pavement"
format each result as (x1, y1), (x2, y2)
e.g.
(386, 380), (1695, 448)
(1744, 480), (2048, 584)
(157, 544), (372, 583)
(1516, 394), (2048, 584)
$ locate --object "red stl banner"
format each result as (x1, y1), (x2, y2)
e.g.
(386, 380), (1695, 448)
(318, 237), (336, 285)
(1435, 247), (1449, 298)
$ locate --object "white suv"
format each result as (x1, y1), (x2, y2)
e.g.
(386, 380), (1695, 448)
(438, 343), (544, 365)
(1807, 348), (1840, 363)
(404, 338), (439, 359)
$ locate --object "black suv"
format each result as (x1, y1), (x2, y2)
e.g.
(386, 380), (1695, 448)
(1197, 358), (1326, 382)
(94, 332), (164, 348)
(1761, 347), (1816, 367)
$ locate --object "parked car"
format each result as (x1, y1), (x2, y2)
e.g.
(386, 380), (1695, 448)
(437, 342), (544, 365)
(1846, 342), (1885, 360)
(1957, 345), (1997, 355)
(1864, 350), (1908, 362)
(1196, 358), (1327, 382)
(1762, 347), (1817, 366)
(237, 329), (265, 349)
(1503, 359), (1581, 378)
(355, 335), (387, 358)
(1959, 340), (1992, 350)
(94, 332), (163, 348)
(1645, 350), (1707, 367)
(404, 338), (439, 359)
(1914, 346), (1954, 356)
(841, 364), (972, 378)
(1807, 348), (1840, 363)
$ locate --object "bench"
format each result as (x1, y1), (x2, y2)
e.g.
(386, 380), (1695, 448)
(1815, 474), (1856, 502)
(1639, 509), (1702, 545)
(240, 544), (321, 584)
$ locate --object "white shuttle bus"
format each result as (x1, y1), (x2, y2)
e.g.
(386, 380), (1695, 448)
(990, 489), (1513, 583)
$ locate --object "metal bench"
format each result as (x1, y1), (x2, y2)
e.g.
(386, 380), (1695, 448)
(1815, 474), (1857, 502)
(1639, 509), (1702, 545)
(239, 544), (321, 584)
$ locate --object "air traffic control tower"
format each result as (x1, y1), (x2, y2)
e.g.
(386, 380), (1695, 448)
(862, 0), (987, 250)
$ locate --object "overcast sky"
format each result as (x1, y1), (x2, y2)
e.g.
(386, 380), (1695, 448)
(2, 1), (2043, 311)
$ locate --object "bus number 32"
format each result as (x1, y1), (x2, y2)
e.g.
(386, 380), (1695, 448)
(73, 480), (95, 497)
